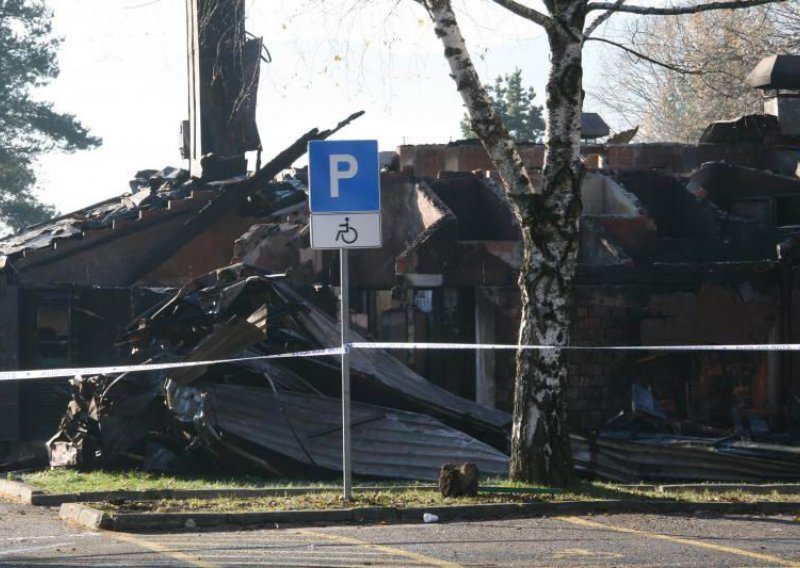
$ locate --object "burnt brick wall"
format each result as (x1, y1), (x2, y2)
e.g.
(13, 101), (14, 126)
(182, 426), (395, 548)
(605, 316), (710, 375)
(563, 280), (778, 433)
(567, 288), (640, 432)
(398, 143), (800, 179)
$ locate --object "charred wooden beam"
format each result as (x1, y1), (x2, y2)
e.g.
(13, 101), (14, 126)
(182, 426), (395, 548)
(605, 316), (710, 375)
(123, 111), (364, 286)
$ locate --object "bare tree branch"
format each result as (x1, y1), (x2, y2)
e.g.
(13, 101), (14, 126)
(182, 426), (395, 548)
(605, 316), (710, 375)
(592, 4), (781, 142)
(586, 36), (706, 74)
(584, 0), (626, 37)
(489, 0), (554, 30)
(586, 0), (786, 16)
(417, 0), (536, 201)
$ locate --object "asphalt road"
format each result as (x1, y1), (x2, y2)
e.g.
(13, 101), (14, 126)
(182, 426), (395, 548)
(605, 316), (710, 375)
(2, 501), (800, 567)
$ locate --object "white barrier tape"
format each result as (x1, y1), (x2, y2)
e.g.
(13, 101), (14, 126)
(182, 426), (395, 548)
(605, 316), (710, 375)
(4, 340), (800, 383)
(349, 341), (800, 353)
(0, 347), (344, 382)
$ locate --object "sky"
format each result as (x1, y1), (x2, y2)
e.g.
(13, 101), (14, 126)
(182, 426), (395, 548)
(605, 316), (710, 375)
(35, 0), (613, 215)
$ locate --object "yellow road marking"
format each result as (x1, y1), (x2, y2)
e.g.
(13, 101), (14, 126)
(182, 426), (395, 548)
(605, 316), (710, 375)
(104, 531), (218, 568)
(552, 547), (622, 559)
(560, 515), (800, 567)
(294, 528), (462, 568)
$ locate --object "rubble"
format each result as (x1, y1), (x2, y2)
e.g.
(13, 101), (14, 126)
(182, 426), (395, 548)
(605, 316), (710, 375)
(0, 167), (194, 257)
(0, 110), (361, 270)
(572, 387), (800, 482)
(48, 263), (510, 481)
(699, 114), (782, 144)
(572, 432), (800, 483)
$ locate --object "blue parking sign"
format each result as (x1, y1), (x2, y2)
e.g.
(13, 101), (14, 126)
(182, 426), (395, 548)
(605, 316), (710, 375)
(308, 140), (380, 213)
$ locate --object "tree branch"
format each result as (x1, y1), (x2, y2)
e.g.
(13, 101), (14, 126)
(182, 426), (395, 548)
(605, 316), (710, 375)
(489, 0), (554, 30)
(417, 0), (537, 206)
(583, 0), (626, 37)
(586, 36), (706, 74)
(586, 0), (786, 16)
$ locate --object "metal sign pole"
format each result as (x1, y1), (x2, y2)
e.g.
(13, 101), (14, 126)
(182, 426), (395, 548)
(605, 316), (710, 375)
(308, 139), (380, 502)
(340, 248), (352, 501)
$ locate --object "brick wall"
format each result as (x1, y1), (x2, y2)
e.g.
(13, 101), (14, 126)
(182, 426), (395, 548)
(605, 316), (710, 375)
(562, 280), (778, 433)
(398, 143), (800, 178)
(567, 288), (639, 432)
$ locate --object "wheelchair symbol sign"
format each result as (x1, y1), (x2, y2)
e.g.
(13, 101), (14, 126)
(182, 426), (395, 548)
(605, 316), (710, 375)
(308, 140), (382, 250)
(336, 217), (359, 244)
(310, 212), (381, 249)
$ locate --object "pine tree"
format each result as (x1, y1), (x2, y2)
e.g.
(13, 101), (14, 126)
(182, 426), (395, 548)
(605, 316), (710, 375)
(460, 69), (545, 143)
(0, 0), (101, 231)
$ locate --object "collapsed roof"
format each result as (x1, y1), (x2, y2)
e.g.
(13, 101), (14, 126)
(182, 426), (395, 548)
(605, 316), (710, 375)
(49, 263), (510, 480)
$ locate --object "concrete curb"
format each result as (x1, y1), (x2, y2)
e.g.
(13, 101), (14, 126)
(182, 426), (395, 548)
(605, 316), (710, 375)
(658, 483), (800, 495)
(1, 481), (437, 507)
(60, 502), (109, 529)
(0, 479), (48, 505)
(59, 499), (800, 533)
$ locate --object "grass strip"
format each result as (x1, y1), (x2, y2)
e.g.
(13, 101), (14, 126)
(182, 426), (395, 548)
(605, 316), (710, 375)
(21, 470), (800, 515)
(20, 470), (431, 495)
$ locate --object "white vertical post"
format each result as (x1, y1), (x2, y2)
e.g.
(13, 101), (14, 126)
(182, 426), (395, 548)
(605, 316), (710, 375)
(340, 248), (352, 501)
(185, 0), (203, 177)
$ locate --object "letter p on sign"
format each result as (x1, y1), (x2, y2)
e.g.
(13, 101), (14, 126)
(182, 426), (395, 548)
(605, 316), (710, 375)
(308, 140), (380, 215)
(329, 154), (358, 198)
(308, 139), (381, 249)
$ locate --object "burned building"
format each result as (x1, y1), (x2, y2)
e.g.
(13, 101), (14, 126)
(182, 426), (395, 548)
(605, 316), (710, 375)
(388, 127), (800, 435)
(2, 29), (800, 480)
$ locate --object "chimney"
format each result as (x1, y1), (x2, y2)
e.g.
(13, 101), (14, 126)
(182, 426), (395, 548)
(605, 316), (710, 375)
(185, 0), (263, 180)
(747, 55), (800, 137)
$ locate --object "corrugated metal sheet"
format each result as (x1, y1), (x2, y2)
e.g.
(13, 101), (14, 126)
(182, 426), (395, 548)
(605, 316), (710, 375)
(273, 282), (511, 435)
(572, 434), (800, 482)
(206, 385), (509, 480)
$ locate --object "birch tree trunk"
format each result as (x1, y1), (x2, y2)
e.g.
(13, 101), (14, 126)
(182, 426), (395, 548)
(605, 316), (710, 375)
(510, 4), (585, 487)
(420, 0), (584, 487)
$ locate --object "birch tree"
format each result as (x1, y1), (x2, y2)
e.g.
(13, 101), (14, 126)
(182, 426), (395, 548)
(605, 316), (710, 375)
(414, 0), (787, 487)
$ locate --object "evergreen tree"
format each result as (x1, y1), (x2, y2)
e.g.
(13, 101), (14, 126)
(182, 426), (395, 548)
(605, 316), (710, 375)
(0, 0), (101, 231)
(460, 69), (545, 143)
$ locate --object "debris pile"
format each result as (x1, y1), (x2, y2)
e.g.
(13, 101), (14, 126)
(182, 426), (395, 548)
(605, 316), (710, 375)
(0, 167), (197, 257)
(48, 263), (510, 480)
(573, 386), (800, 482)
(572, 429), (800, 482)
